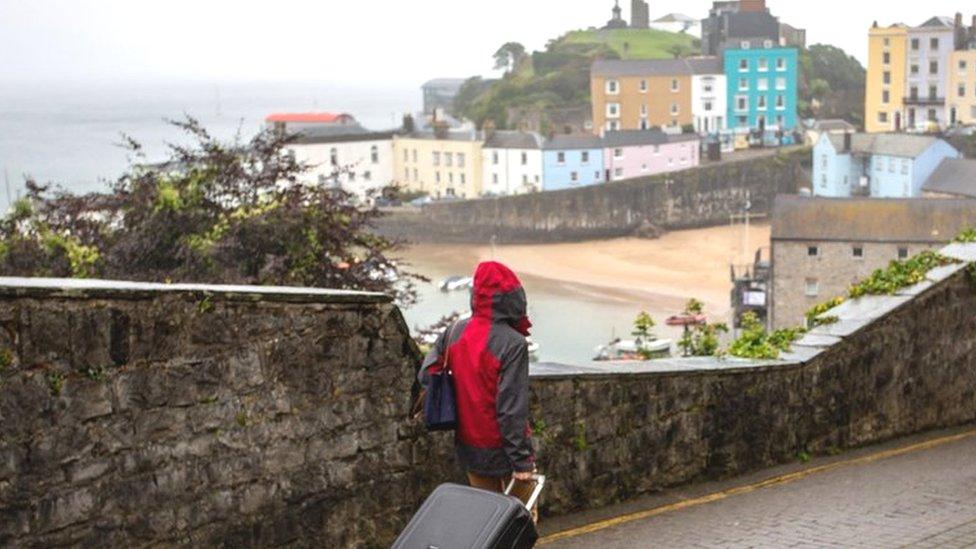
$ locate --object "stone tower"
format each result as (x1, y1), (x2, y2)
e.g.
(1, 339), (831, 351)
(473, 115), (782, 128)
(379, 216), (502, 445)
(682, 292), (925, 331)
(631, 0), (649, 29)
(605, 0), (628, 29)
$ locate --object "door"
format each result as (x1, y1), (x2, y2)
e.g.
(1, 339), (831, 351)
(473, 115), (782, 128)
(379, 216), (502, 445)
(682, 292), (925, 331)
(894, 112), (901, 132)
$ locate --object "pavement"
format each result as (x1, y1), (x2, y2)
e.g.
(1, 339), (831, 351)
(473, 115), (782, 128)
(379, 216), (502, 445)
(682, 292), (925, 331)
(540, 426), (976, 548)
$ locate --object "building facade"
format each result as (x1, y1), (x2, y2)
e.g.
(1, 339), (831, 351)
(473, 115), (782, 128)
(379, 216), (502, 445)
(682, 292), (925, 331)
(421, 79), (468, 115)
(393, 131), (484, 199)
(701, 0), (781, 56)
(724, 46), (799, 132)
(692, 72), (728, 134)
(865, 24), (908, 133)
(770, 196), (976, 328)
(482, 131), (544, 196)
(949, 49), (976, 125)
(591, 58), (722, 133)
(287, 132), (395, 203)
(904, 18), (956, 131)
(602, 130), (701, 181)
(541, 135), (605, 191)
(812, 133), (960, 198)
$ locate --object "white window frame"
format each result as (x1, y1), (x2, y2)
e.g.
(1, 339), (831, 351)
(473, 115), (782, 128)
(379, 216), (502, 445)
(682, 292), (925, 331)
(736, 95), (748, 112)
(758, 58), (769, 72)
(606, 79), (619, 95)
(757, 78), (768, 91)
(606, 102), (621, 118)
(613, 148), (624, 159)
(805, 278), (820, 297)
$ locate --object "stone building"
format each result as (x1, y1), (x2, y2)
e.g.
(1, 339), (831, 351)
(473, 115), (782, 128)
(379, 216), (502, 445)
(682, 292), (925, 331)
(421, 78), (468, 115)
(631, 0), (649, 29)
(769, 195), (976, 328)
(605, 0), (628, 29)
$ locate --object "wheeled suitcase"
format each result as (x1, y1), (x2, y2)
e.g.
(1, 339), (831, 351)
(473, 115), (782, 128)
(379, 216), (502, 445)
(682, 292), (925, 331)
(392, 475), (545, 549)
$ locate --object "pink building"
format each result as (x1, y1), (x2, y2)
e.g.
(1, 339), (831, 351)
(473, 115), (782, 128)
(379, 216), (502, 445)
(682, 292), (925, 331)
(602, 130), (701, 181)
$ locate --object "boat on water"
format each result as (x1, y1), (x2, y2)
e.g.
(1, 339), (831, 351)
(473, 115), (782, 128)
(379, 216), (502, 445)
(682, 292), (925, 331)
(593, 337), (672, 362)
(439, 276), (474, 292)
(665, 313), (706, 327)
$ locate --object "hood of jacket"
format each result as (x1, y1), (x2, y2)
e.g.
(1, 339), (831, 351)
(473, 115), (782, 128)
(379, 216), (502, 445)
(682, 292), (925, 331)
(470, 261), (532, 336)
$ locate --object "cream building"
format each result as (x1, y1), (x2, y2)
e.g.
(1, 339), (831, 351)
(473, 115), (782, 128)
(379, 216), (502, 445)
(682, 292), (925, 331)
(865, 24), (908, 133)
(393, 130), (484, 199)
(949, 49), (976, 125)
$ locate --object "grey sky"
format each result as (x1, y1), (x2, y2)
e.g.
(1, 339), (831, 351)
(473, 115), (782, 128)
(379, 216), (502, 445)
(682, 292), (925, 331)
(1, 0), (974, 86)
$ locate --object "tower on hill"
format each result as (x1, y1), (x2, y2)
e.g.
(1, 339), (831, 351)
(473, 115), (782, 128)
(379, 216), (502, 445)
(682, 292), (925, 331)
(631, 0), (650, 29)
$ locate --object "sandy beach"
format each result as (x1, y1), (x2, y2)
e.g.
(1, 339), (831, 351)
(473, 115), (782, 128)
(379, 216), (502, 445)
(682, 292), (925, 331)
(403, 223), (771, 317)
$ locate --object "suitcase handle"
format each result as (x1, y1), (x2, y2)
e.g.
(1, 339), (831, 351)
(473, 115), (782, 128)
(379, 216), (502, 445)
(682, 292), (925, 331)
(504, 474), (545, 511)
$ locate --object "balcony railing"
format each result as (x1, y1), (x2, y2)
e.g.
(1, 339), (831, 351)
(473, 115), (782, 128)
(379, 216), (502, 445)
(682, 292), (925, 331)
(903, 95), (945, 106)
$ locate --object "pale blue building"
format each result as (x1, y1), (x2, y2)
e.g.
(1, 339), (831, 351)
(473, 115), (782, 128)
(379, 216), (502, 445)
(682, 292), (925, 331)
(812, 133), (961, 198)
(724, 45), (799, 134)
(541, 135), (605, 191)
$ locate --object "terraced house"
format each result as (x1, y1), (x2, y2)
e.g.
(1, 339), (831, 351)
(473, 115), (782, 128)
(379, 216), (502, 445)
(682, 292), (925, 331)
(724, 42), (798, 133)
(591, 58), (723, 133)
(393, 129), (483, 199)
(865, 23), (908, 133)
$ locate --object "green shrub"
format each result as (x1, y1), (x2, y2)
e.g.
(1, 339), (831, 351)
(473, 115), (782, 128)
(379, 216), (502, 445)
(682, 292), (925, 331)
(727, 312), (805, 360)
(848, 251), (954, 298)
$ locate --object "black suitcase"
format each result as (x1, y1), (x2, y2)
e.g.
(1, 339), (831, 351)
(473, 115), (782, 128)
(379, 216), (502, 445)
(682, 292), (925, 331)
(392, 476), (545, 549)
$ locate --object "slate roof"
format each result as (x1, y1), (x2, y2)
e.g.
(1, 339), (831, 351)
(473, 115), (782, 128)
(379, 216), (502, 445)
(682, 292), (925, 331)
(922, 159), (976, 198)
(542, 135), (604, 151)
(592, 57), (723, 77)
(291, 127), (396, 145)
(917, 16), (954, 28)
(483, 131), (544, 150)
(602, 130), (700, 147)
(824, 133), (944, 158)
(653, 13), (696, 23)
(771, 195), (976, 243)
(810, 119), (856, 132)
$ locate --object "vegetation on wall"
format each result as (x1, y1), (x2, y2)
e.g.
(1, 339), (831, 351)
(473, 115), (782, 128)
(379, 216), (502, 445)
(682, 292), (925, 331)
(847, 251), (955, 298)
(727, 311), (806, 360)
(805, 296), (845, 328)
(0, 118), (422, 303)
(677, 299), (728, 357)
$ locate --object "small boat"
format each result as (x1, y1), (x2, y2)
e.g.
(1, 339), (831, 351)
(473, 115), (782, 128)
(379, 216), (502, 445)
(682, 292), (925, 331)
(665, 314), (706, 327)
(439, 276), (474, 292)
(593, 337), (672, 362)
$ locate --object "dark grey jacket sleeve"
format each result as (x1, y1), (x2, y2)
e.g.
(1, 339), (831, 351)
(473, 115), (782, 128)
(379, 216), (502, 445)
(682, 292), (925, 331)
(417, 328), (448, 387)
(496, 341), (535, 472)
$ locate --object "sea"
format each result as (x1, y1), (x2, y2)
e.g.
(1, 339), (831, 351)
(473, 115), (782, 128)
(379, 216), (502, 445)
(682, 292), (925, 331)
(0, 79), (676, 365)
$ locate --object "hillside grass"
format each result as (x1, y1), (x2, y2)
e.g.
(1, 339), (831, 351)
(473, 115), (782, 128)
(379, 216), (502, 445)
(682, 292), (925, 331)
(561, 28), (697, 59)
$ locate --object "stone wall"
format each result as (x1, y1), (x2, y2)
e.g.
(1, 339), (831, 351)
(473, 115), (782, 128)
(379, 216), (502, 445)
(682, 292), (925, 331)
(1, 239), (975, 548)
(379, 148), (809, 244)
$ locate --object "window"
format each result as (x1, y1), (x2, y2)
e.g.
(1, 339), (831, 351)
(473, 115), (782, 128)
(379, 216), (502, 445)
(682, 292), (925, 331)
(641, 163), (648, 172)
(606, 80), (619, 94)
(522, 174), (528, 184)
(445, 152), (453, 167)
(640, 79), (648, 92)
(614, 167), (623, 178)
(879, 111), (889, 123)
(671, 79), (679, 92)
(910, 64), (919, 76)
(739, 78), (749, 91)
(763, 39), (774, 49)
(740, 40), (751, 49)
(557, 152), (566, 164)
(775, 95), (785, 109)
(820, 155), (828, 169)
(909, 86), (919, 100)
(875, 157), (884, 171)
(581, 151), (590, 164)
(883, 52), (891, 64)
(736, 95), (748, 111)
(606, 103), (620, 118)
(776, 58), (786, 71)
(370, 145), (379, 164)
(594, 171), (601, 180)
(928, 108), (937, 122)
(898, 247), (909, 259)
(704, 100), (713, 111)
(930, 37), (939, 50)
(432, 152), (441, 166)
(887, 157), (895, 173)
(403, 168), (409, 180)
(737, 115), (748, 127)
(775, 115), (784, 127)
(448, 172), (454, 184)
(883, 71), (891, 84)
(460, 174), (466, 184)
(521, 152), (527, 165)
(960, 84), (967, 98)
(412, 149), (417, 163)
(739, 59), (748, 71)
(364, 171), (371, 181)
(853, 246), (864, 258)
(882, 90), (890, 103)
(330, 147), (338, 166)
(403, 148), (409, 162)
(457, 153), (465, 167)
(901, 159), (909, 175)
(776, 77), (787, 90)
(911, 38), (919, 50)
(435, 172), (441, 183)
(758, 58), (769, 72)
(758, 78), (768, 91)
(570, 171), (578, 182)
(653, 145), (660, 154)
(492, 151), (499, 165)
(670, 103), (679, 115)
(492, 173), (498, 184)
(805, 278), (820, 298)
(808, 246), (819, 257)
(640, 104), (648, 116)
(930, 61), (939, 75)
(883, 38), (890, 47)
(757, 95), (767, 109)
(606, 120), (620, 131)
(413, 168), (418, 180)
(613, 148), (623, 159)
(704, 80), (714, 93)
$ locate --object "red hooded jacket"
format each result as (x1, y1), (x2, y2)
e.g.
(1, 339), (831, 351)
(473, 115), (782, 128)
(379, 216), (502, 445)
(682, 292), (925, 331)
(420, 262), (535, 476)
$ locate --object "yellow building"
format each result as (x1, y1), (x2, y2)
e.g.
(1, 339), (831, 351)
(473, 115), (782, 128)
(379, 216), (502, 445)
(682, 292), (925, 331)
(865, 23), (908, 133)
(590, 59), (718, 133)
(393, 132), (484, 199)
(949, 49), (976, 126)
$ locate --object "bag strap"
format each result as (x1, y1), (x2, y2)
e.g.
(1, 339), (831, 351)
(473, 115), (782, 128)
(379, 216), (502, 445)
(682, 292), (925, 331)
(443, 321), (461, 375)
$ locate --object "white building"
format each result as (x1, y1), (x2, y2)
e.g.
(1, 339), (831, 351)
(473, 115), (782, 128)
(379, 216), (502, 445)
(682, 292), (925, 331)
(649, 13), (702, 38)
(482, 131), (544, 196)
(286, 130), (396, 203)
(692, 69), (727, 134)
(904, 17), (955, 131)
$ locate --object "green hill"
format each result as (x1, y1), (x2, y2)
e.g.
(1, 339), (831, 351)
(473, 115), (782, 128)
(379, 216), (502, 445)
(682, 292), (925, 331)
(454, 28), (697, 131)
(561, 28), (698, 59)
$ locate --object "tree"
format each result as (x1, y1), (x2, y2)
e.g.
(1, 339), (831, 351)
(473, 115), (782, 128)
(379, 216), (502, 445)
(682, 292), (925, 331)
(493, 42), (527, 74)
(0, 117), (422, 304)
(631, 311), (658, 360)
(677, 299), (728, 357)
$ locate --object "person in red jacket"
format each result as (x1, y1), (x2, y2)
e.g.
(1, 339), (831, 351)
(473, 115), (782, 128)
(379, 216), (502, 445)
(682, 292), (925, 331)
(420, 261), (536, 500)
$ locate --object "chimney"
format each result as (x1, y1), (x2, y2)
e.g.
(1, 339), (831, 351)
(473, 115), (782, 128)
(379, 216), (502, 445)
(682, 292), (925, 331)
(843, 132), (852, 153)
(740, 0), (766, 13)
(971, 14), (976, 33)
(956, 12), (963, 29)
(401, 114), (415, 134)
(433, 120), (450, 140)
